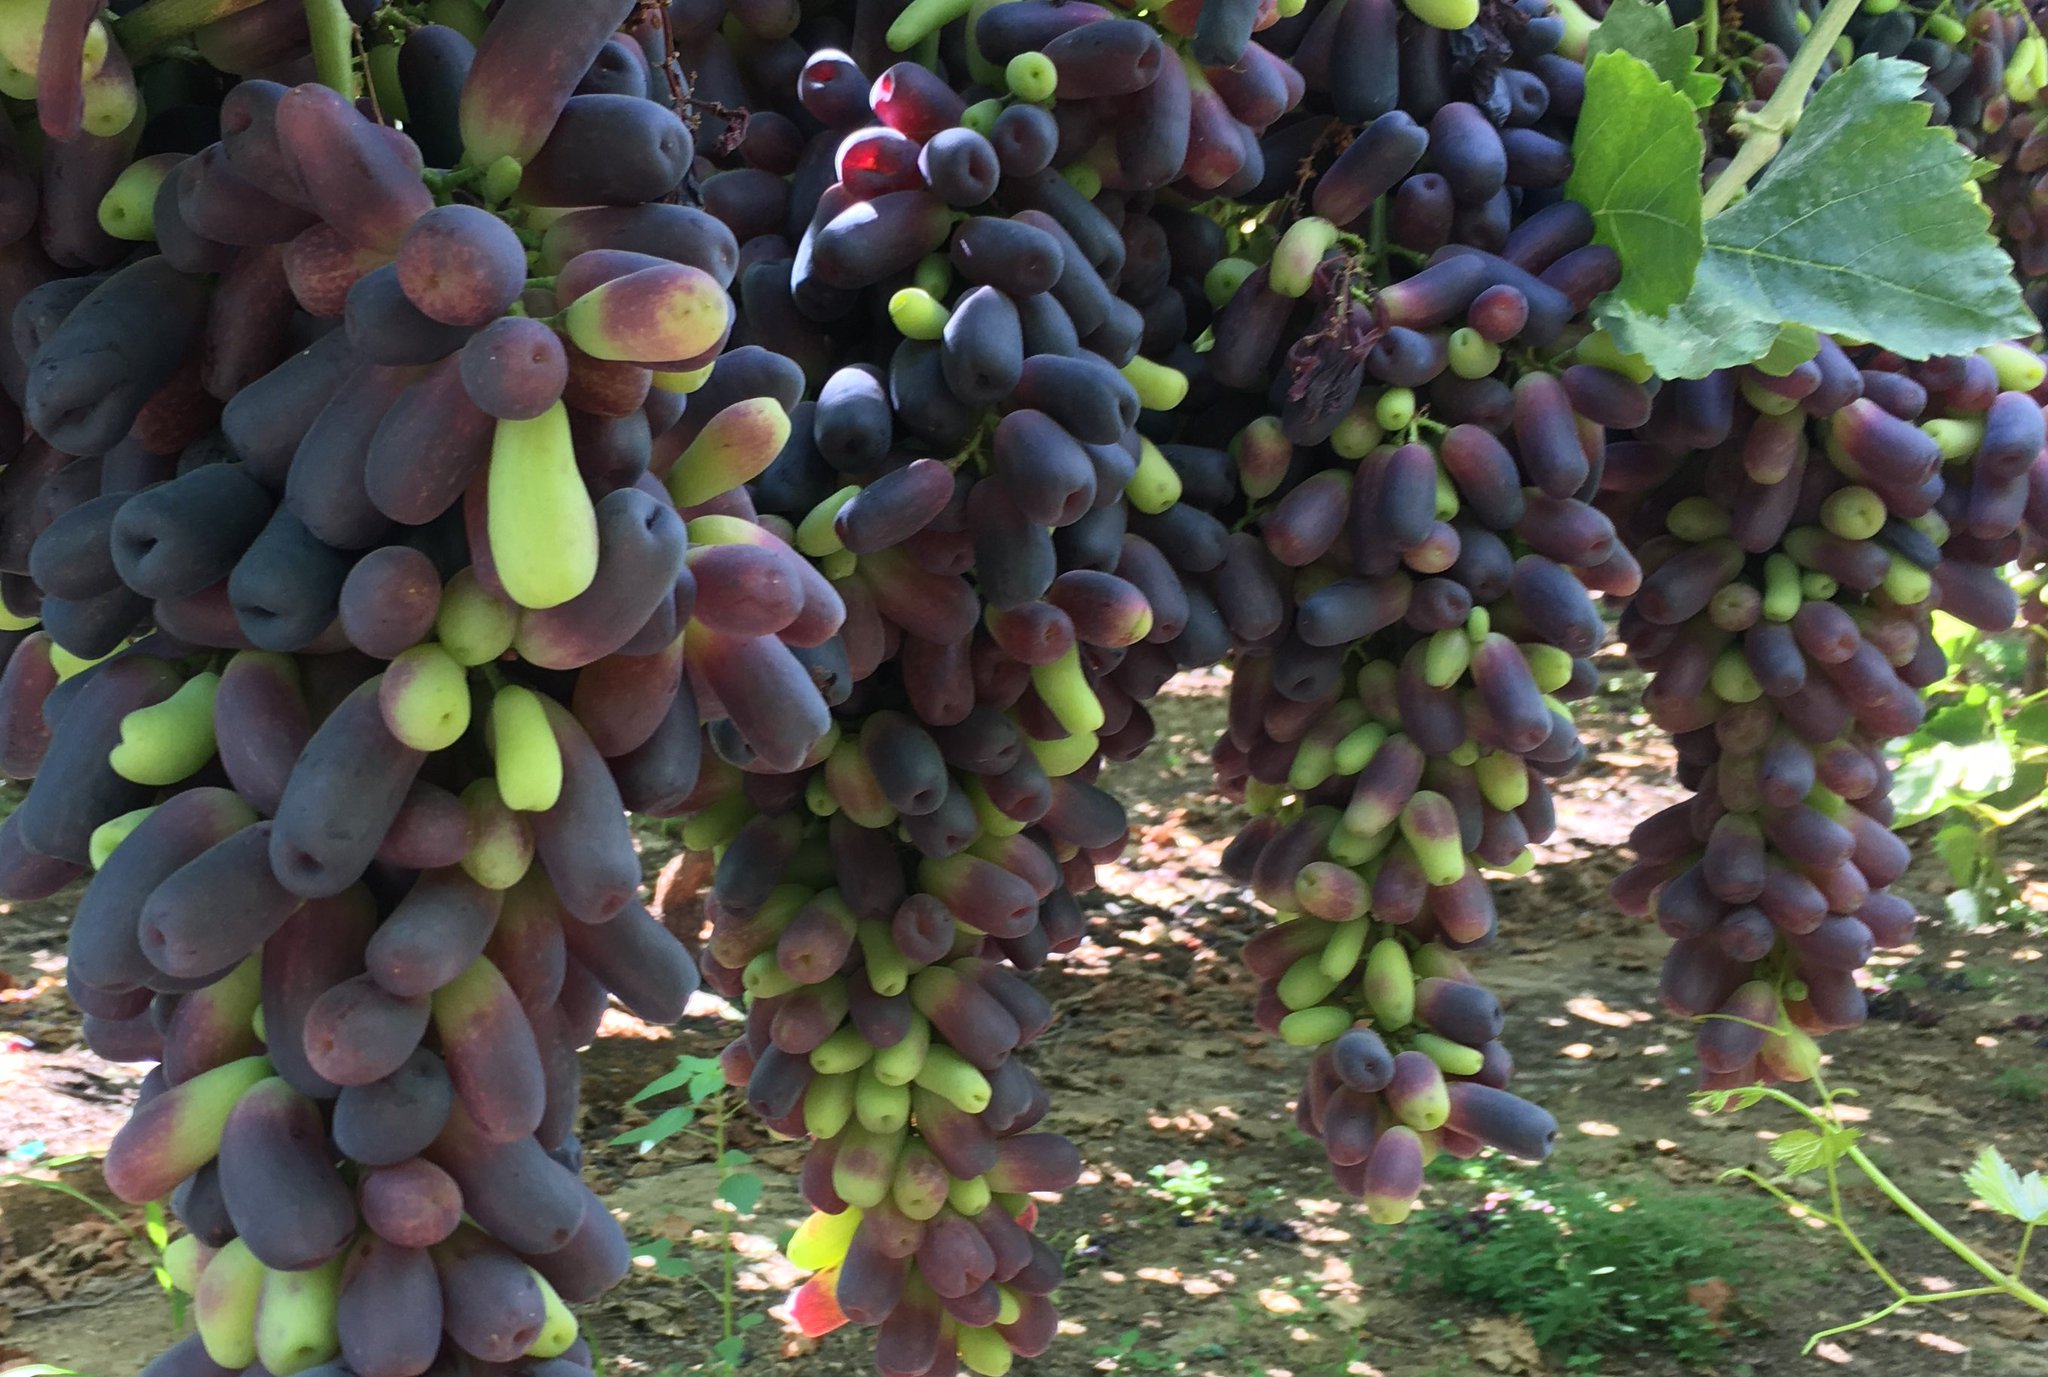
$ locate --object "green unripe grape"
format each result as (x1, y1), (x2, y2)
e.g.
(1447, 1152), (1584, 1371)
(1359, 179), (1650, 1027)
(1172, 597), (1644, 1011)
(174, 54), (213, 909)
(913, 1044), (993, 1112)
(1981, 342), (2047, 393)
(1665, 495), (1731, 541)
(490, 684), (563, 811)
(1423, 627), (1471, 687)
(110, 671), (219, 785)
(90, 805), (157, 869)
(1028, 725), (1098, 777)
(1446, 739), (1479, 767)
(1363, 938), (1415, 1028)
(888, 286), (950, 340)
(808, 1024), (874, 1074)
(871, 1012), (930, 1085)
(1465, 605), (1492, 643)
(1922, 417), (1983, 461)
(1435, 469), (1460, 520)
(1122, 355), (1189, 411)
(1329, 404), (1384, 459)
(1270, 216), (1340, 298)
(1204, 256), (1257, 309)
(1126, 435), (1183, 513)
(435, 571), (517, 665)
(1709, 650), (1762, 704)
(459, 779), (533, 889)
(855, 1065), (912, 1134)
(961, 98), (1003, 135)
(1800, 571), (1839, 600)
(1446, 326), (1501, 379)
(1404, 0), (1480, 29)
(1739, 374), (1802, 416)
(1411, 1032), (1485, 1076)
(526, 1271), (579, 1358)
(1279, 1005), (1353, 1046)
(913, 254), (952, 299)
(1882, 558), (1932, 606)
(1279, 951), (1343, 1010)
(367, 41), (407, 121)
(379, 645), (470, 751)
(1819, 486), (1886, 541)
(949, 1174), (993, 1216)
(1474, 750), (1530, 811)
(1005, 50), (1058, 101)
(98, 152), (182, 241)
(1062, 162), (1101, 198)
(482, 154), (524, 205)
(1761, 553), (1803, 622)
(1521, 642), (1573, 693)
(1375, 387), (1416, 430)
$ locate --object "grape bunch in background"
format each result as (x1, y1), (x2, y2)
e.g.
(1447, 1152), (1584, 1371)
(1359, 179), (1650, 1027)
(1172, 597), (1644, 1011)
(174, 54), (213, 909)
(1601, 343), (2044, 1082)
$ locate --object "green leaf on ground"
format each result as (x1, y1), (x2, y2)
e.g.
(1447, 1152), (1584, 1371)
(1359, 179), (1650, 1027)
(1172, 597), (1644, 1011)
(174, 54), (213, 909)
(1585, 0), (1720, 106)
(1964, 1145), (2048, 1223)
(1603, 57), (2034, 375)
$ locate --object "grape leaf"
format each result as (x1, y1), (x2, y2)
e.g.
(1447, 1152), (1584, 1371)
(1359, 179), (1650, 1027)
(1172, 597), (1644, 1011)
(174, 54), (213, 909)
(1566, 50), (1706, 316)
(1604, 57), (2034, 376)
(1768, 1125), (1862, 1176)
(1963, 1145), (2048, 1223)
(1585, 0), (1720, 107)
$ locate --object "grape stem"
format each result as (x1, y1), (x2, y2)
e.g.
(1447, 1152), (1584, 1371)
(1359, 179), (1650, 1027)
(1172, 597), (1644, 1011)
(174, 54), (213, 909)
(1711, 1072), (2048, 1345)
(112, 0), (274, 60)
(1699, 0), (1864, 217)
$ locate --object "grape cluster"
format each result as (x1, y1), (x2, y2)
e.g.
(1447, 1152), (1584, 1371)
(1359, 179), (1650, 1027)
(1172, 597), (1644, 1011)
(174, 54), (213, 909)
(1601, 341), (2047, 1083)
(1114, 0), (1618, 1216)
(0, 2), (816, 1374)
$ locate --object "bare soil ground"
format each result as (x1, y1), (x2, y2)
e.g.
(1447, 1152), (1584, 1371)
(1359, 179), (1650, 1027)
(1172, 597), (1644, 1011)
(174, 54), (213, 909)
(3, 660), (2047, 1377)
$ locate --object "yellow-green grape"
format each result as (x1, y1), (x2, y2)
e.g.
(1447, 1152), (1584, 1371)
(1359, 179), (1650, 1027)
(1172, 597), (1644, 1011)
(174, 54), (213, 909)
(1061, 161), (1101, 198)
(957, 1324), (1015, 1377)
(1005, 49), (1057, 101)
(1922, 417), (1983, 461)
(1279, 950), (1343, 1009)
(1326, 823), (1394, 867)
(196, 1238), (265, 1367)
(1800, 571), (1838, 600)
(949, 1174), (994, 1216)
(0, 1), (110, 77)
(1665, 495), (1731, 541)
(912, 1044), (992, 1112)
(1882, 558), (1932, 606)
(786, 1207), (863, 1271)
(1030, 643), (1104, 735)
(743, 950), (800, 1000)
(1317, 916), (1370, 982)
(887, 0), (974, 49)
(1574, 327), (1655, 383)
(434, 572), (517, 667)
(378, 646), (470, 751)
(1411, 1031), (1485, 1076)
(961, 97), (1004, 134)
(1362, 938), (1415, 1028)
(1423, 627), (1471, 688)
(110, 671), (219, 785)
(1404, 0), (1480, 26)
(1122, 354), (1189, 411)
(1331, 721), (1388, 776)
(1279, 1005), (1352, 1046)
(1760, 553), (1803, 622)
(1709, 649), (1762, 704)
(888, 285), (950, 340)
(1819, 486), (1886, 541)
(89, 805), (156, 869)
(651, 362), (713, 394)
(481, 154), (525, 204)
(1434, 468), (1459, 520)
(163, 1232), (210, 1295)
(525, 1271), (578, 1357)
(809, 1024), (875, 1074)
(1446, 326), (1500, 379)
(667, 398), (793, 507)
(2007, 30), (2044, 99)
(488, 403), (599, 610)
(458, 779), (533, 889)
(1375, 386), (1416, 430)
(1276, 0), (1308, 14)
(1520, 642), (1572, 693)
(1398, 792), (1466, 885)
(913, 253), (952, 299)
(489, 684), (563, 811)
(1447, 738), (1479, 767)
(1473, 751), (1530, 811)
(804, 1071), (857, 1139)
(1204, 256), (1256, 309)
(0, 584), (36, 631)
(871, 1012), (932, 1086)
(1329, 403), (1384, 459)
(682, 790), (752, 850)
(1126, 436), (1183, 513)
(1739, 374), (1801, 416)
(97, 151), (183, 241)
(797, 485), (859, 556)
(855, 1065), (912, 1133)
(1269, 215), (1339, 298)
(1981, 342), (2047, 392)
(559, 261), (729, 364)
(252, 1254), (344, 1375)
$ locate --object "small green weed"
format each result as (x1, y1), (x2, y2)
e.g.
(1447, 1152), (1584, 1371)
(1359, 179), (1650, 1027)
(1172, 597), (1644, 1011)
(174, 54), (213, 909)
(1388, 1170), (1771, 1368)
(1093, 1328), (1185, 1371)
(1990, 1067), (2045, 1104)
(1145, 1159), (1225, 1218)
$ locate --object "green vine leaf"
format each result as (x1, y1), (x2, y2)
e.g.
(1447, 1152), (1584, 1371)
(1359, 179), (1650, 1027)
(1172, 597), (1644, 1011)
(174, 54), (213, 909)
(1768, 1125), (1862, 1176)
(1567, 50), (1706, 316)
(1585, 0), (1720, 107)
(1602, 57), (2035, 376)
(1963, 1146), (2048, 1223)
(719, 1170), (765, 1216)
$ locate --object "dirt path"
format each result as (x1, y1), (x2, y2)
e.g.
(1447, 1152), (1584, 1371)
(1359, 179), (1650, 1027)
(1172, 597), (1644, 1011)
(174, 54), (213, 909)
(4, 670), (2047, 1377)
